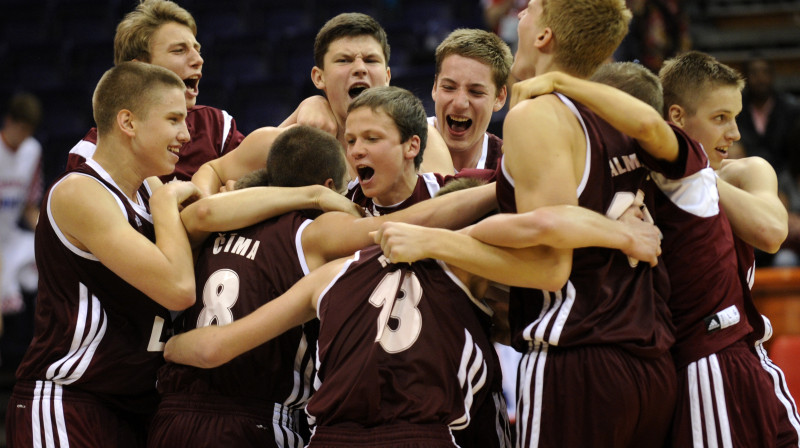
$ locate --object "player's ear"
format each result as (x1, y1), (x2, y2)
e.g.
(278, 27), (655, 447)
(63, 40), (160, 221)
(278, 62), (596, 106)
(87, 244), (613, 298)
(668, 104), (685, 127)
(494, 85), (508, 111)
(535, 27), (553, 50)
(311, 66), (325, 90)
(323, 178), (337, 191)
(404, 135), (421, 160)
(117, 109), (136, 137)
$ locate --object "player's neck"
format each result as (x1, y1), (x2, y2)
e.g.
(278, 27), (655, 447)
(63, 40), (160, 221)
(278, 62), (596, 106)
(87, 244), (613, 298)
(94, 140), (146, 202)
(450, 140), (484, 171)
(372, 168), (417, 207)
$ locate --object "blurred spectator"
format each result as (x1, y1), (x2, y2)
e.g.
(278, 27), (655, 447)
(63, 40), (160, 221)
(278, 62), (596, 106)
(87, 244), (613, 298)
(482, 0), (526, 54)
(614, 0), (691, 73)
(775, 116), (800, 266)
(0, 92), (42, 316)
(736, 56), (800, 169)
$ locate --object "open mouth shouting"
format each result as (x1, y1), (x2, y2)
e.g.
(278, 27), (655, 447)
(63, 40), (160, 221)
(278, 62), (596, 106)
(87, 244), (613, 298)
(446, 115), (473, 134)
(348, 83), (369, 99)
(715, 146), (729, 159)
(184, 75), (200, 98)
(356, 164), (375, 183)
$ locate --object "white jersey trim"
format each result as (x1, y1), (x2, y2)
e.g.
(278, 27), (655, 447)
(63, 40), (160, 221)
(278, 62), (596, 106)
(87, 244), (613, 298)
(295, 219), (314, 275)
(69, 138), (97, 160)
(651, 166), (719, 218)
(421, 172), (442, 198)
(221, 110), (233, 154)
(45, 283), (108, 385)
(315, 250), (361, 321)
(555, 93), (591, 197)
(86, 159), (152, 223)
(437, 259), (494, 317)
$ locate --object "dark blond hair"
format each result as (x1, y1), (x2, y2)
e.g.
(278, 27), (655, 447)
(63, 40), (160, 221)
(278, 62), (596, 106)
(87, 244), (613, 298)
(591, 62), (663, 113)
(659, 50), (745, 117)
(540, 0), (631, 78)
(435, 28), (512, 94)
(92, 61), (184, 134)
(114, 0), (197, 65)
(313, 13), (390, 69)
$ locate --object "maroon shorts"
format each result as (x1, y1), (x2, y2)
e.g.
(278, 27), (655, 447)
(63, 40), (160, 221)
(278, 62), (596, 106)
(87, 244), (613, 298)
(6, 380), (149, 448)
(672, 340), (781, 447)
(515, 343), (676, 447)
(308, 423), (456, 447)
(752, 341), (800, 447)
(146, 393), (303, 448)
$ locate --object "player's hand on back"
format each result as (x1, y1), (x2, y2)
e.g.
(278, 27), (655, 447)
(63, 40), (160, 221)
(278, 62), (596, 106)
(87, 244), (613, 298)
(510, 72), (560, 109)
(287, 95), (339, 137)
(316, 187), (364, 217)
(618, 205), (661, 267)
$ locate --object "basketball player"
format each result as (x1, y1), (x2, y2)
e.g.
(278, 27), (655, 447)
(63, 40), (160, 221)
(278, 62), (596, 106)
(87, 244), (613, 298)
(67, 0), (244, 182)
(430, 28), (511, 172)
(659, 51), (799, 448)
(6, 62), (202, 448)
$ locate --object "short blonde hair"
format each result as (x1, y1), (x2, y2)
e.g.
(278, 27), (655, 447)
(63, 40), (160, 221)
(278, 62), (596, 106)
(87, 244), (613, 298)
(92, 62), (184, 135)
(659, 50), (745, 117)
(114, 0), (197, 65)
(540, 0), (631, 78)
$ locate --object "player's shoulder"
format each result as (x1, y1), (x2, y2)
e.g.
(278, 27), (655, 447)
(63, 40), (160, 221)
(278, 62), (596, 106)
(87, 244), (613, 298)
(719, 156), (775, 180)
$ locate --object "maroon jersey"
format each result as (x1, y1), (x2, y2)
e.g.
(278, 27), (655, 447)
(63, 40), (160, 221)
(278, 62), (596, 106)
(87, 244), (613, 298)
(651, 137), (752, 368)
(307, 246), (504, 441)
(496, 93), (676, 358)
(66, 105), (244, 182)
(15, 159), (171, 415)
(346, 173), (443, 216)
(346, 170), (496, 216)
(482, 132), (503, 172)
(157, 211), (316, 409)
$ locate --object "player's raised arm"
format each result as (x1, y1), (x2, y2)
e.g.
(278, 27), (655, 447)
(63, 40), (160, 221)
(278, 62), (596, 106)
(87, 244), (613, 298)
(718, 157), (788, 252)
(164, 256), (343, 367)
(192, 126), (285, 196)
(511, 71), (679, 163)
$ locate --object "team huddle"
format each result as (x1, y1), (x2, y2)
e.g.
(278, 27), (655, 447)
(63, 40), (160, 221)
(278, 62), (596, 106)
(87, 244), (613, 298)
(4, 0), (800, 447)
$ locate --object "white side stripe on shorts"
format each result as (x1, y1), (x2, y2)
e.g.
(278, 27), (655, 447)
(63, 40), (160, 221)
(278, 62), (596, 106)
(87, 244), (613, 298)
(687, 355), (733, 448)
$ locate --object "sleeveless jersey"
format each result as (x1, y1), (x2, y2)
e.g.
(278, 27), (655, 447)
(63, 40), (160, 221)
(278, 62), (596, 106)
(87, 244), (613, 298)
(496, 94), (677, 358)
(651, 141), (752, 367)
(158, 211), (316, 409)
(733, 233), (768, 345)
(307, 246), (498, 434)
(15, 159), (171, 414)
(426, 116), (503, 171)
(346, 170), (496, 216)
(483, 132), (503, 172)
(66, 105), (244, 182)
